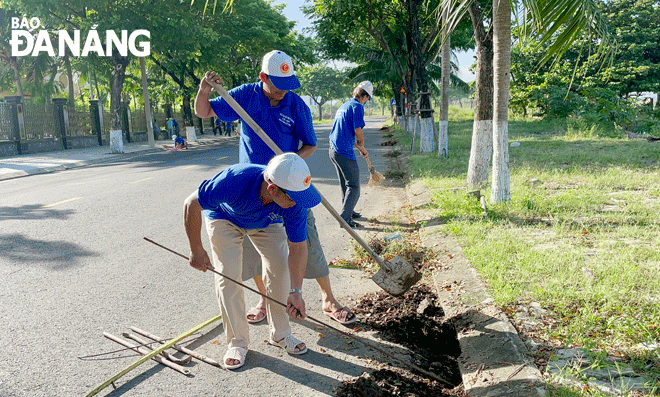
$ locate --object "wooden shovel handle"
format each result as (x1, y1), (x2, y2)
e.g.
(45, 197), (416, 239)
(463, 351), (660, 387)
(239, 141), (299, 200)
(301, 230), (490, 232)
(207, 80), (391, 272)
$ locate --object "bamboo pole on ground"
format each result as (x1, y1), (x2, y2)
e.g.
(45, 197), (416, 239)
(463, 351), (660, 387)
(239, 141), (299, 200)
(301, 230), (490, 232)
(85, 314), (222, 397)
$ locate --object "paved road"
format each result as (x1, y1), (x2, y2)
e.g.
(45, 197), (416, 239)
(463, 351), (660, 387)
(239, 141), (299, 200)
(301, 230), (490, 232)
(1, 116), (414, 397)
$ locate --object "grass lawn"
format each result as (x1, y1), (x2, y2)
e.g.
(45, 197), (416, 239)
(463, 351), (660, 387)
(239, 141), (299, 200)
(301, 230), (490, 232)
(391, 109), (660, 396)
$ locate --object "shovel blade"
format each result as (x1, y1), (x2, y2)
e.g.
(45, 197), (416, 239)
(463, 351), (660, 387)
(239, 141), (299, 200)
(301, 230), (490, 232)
(371, 256), (422, 296)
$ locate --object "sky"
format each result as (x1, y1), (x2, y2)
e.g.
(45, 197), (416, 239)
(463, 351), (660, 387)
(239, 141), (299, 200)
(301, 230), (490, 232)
(273, 0), (476, 83)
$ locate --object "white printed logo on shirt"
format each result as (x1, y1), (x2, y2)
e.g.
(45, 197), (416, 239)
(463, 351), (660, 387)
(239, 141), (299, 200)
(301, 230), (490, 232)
(279, 114), (294, 127)
(268, 212), (283, 222)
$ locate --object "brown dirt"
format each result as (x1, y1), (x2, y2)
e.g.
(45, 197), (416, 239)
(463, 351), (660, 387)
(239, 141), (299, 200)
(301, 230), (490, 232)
(335, 284), (465, 397)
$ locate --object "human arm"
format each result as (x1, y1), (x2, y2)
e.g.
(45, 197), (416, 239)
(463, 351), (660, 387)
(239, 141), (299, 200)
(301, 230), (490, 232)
(354, 128), (369, 158)
(194, 71), (223, 119)
(286, 240), (308, 320)
(183, 191), (213, 272)
(296, 144), (317, 159)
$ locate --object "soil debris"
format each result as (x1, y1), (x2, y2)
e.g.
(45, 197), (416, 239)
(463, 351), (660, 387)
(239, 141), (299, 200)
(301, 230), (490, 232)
(334, 369), (465, 397)
(336, 284), (465, 396)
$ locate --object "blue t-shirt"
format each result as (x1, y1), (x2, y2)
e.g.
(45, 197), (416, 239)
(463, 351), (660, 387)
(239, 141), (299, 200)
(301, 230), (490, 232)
(174, 136), (185, 146)
(196, 164), (307, 243)
(329, 98), (365, 160)
(210, 82), (316, 165)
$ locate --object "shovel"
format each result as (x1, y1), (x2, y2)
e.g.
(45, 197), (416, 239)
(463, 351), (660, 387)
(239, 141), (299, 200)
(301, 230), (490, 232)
(207, 79), (421, 296)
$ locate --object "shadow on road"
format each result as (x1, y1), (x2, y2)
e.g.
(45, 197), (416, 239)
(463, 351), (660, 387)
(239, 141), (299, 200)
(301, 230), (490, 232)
(0, 204), (76, 221)
(0, 233), (98, 269)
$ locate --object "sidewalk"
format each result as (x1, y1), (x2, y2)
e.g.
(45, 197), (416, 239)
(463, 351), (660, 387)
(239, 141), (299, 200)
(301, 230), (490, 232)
(0, 134), (229, 182)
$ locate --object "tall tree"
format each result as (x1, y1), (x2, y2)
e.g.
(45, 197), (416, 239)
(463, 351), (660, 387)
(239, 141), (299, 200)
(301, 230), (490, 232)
(297, 65), (348, 120)
(491, 0), (511, 203)
(438, 2), (451, 157)
(444, 0), (614, 201)
(307, 0), (472, 129)
(465, 0), (493, 190)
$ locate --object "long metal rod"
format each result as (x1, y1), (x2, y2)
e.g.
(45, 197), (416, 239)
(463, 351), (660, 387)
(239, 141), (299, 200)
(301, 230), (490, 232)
(86, 314), (222, 397)
(122, 332), (192, 365)
(103, 332), (191, 376)
(130, 326), (221, 367)
(144, 237), (448, 384)
(208, 81), (393, 273)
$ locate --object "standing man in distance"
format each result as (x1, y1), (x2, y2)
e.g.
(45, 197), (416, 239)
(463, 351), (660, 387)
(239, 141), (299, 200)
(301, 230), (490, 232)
(194, 50), (357, 325)
(329, 81), (372, 228)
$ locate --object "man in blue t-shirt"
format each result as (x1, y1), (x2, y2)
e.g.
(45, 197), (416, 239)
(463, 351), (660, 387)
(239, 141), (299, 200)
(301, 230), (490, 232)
(184, 153), (321, 370)
(329, 81), (372, 227)
(194, 50), (358, 326)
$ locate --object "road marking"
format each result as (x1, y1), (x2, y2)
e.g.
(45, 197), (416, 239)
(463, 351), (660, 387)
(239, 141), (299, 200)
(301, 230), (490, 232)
(217, 156), (228, 160)
(182, 165), (197, 170)
(130, 177), (154, 184)
(42, 197), (82, 208)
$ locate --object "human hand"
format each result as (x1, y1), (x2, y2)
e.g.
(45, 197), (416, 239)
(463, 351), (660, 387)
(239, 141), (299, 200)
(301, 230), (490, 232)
(360, 148), (369, 158)
(189, 248), (213, 272)
(286, 292), (307, 320)
(200, 71), (223, 94)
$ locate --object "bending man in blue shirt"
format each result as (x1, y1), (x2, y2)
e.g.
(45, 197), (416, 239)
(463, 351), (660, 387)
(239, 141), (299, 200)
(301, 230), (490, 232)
(194, 50), (357, 326)
(184, 153), (321, 370)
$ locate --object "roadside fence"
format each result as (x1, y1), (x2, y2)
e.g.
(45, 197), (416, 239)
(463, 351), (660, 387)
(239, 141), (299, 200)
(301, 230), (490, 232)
(0, 96), (214, 158)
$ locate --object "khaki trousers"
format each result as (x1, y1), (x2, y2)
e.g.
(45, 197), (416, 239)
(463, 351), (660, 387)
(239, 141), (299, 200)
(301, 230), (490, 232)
(205, 218), (291, 350)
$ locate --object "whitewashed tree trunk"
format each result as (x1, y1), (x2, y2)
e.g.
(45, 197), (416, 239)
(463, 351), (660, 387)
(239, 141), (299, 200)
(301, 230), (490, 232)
(438, 4), (450, 157)
(186, 126), (198, 142)
(419, 116), (434, 152)
(466, 1), (494, 190)
(467, 120), (493, 189)
(491, 0), (511, 203)
(438, 120), (448, 157)
(110, 130), (124, 153)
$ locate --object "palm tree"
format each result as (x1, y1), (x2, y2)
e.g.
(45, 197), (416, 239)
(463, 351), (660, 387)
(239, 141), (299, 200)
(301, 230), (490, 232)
(491, 0), (511, 203)
(466, 0), (493, 190)
(438, 3), (451, 157)
(442, 0), (614, 203)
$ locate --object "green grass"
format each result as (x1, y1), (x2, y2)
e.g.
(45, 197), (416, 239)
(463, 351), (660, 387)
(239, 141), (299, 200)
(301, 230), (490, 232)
(393, 108), (660, 394)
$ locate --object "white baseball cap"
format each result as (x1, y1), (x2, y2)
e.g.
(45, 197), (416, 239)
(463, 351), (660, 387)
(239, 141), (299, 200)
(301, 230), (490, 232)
(357, 81), (374, 100)
(264, 153), (321, 208)
(261, 50), (301, 91)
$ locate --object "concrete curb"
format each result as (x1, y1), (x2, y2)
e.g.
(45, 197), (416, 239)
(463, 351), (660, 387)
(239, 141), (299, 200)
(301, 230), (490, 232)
(405, 180), (547, 397)
(0, 137), (227, 182)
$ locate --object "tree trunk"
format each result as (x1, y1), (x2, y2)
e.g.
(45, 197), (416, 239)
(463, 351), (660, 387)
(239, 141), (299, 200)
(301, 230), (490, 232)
(466, 1), (494, 190)
(491, 0), (511, 203)
(110, 54), (130, 153)
(182, 93), (193, 127)
(10, 58), (23, 97)
(438, 4), (450, 158)
(64, 55), (75, 109)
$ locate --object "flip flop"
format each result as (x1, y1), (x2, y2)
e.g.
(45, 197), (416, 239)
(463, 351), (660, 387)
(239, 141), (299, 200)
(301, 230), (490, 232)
(246, 306), (267, 324)
(324, 307), (358, 325)
(268, 334), (308, 355)
(223, 346), (248, 370)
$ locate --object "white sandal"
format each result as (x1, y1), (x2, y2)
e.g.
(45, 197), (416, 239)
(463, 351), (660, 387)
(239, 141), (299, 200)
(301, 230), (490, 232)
(269, 334), (308, 355)
(223, 346), (248, 370)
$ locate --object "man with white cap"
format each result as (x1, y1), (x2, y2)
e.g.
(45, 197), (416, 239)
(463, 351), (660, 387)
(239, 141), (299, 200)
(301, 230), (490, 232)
(184, 152), (322, 370)
(329, 81), (373, 228)
(194, 50), (357, 327)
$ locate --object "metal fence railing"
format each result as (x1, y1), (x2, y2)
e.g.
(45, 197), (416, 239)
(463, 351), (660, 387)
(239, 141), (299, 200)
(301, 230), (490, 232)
(68, 109), (93, 136)
(0, 102), (12, 141)
(22, 101), (57, 139)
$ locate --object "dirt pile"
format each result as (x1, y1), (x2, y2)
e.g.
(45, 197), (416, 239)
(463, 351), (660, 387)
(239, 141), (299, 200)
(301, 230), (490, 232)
(335, 284), (465, 396)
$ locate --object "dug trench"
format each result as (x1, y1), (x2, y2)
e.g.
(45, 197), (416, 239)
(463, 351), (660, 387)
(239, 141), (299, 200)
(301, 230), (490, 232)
(332, 130), (466, 396)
